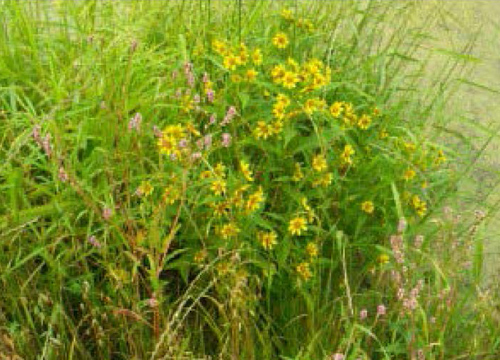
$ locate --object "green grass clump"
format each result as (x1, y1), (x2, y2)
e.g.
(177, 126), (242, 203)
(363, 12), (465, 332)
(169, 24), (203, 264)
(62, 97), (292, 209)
(0, 1), (498, 359)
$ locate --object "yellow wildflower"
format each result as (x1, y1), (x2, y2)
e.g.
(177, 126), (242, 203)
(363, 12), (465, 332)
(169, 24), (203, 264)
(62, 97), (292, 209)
(245, 186), (265, 212)
(276, 93), (291, 108)
(303, 58), (323, 75)
(312, 154), (328, 172)
(271, 64), (286, 83)
(237, 43), (249, 65)
(280, 8), (294, 21)
(240, 160), (254, 182)
(258, 231), (278, 250)
(211, 201), (230, 217)
(301, 197), (315, 223)
(296, 262), (312, 280)
(411, 195), (427, 217)
(404, 142), (416, 152)
(282, 71), (299, 89)
(231, 185), (250, 209)
(270, 119), (284, 135)
(303, 98), (318, 115)
(185, 122), (200, 137)
(246, 68), (258, 82)
(254, 120), (273, 139)
(377, 254), (390, 265)
(251, 48), (263, 65)
(212, 39), (229, 55)
(288, 216), (308, 236)
(272, 104), (286, 120)
(306, 242), (318, 258)
(304, 19), (315, 32)
(379, 129), (389, 139)
(435, 149), (447, 165)
(162, 124), (185, 139)
(220, 222), (240, 239)
(200, 170), (212, 180)
(361, 201), (374, 214)
(157, 135), (177, 156)
(223, 54), (239, 71)
(403, 169), (416, 181)
(231, 74), (242, 83)
(330, 101), (343, 118)
(272, 32), (289, 49)
(162, 185), (180, 205)
(214, 162), (227, 178)
(210, 178), (226, 196)
(216, 262), (230, 275)
(287, 57), (300, 72)
(341, 144), (355, 164)
(357, 114), (372, 130)
(137, 181), (153, 197)
(194, 250), (207, 264)
(293, 163), (304, 181)
(312, 172), (333, 187)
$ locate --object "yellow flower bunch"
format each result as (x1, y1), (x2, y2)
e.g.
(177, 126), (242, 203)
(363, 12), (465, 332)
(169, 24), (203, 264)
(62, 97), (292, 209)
(312, 153), (327, 172)
(296, 18), (314, 32)
(137, 181), (154, 197)
(229, 185), (250, 209)
(251, 48), (263, 65)
(301, 197), (316, 223)
(212, 39), (230, 56)
(303, 97), (325, 116)
(280, 8), (294, 21)
(403, 168), (416, 181)
(162, 185), (180, 205)
(340, 144), (355, 165)
(214, 163), (227, 178)
(312, 172), (333, 188)
(296, 262), (312, 280)
(435, 149), (447, 165)
(223, 53), (239, 71)
(293, 163), (304, 182)
(411, 195), (427, 217)
(306, 242), (318, 258)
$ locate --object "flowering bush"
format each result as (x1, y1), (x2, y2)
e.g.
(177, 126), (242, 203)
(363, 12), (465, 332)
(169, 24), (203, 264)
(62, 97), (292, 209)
(0, 1), (497, 360)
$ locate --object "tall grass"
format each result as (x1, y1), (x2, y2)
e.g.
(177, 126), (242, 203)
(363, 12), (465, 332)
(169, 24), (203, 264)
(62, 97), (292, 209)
(0, 1), (498, 359)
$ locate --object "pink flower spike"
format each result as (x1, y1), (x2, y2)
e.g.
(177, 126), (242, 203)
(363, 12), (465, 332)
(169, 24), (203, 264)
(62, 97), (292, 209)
(221, 133), (231, 147)
(360, 309), (368, 320)
(377, 304), (386, 316)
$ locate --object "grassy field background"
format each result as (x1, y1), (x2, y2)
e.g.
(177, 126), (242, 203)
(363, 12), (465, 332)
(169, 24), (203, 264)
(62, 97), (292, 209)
(435, 1), (500, 281)
(397, 0), (500, 281)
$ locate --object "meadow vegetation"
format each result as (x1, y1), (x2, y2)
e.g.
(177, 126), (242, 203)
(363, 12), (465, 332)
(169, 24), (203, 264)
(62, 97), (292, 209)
(0, 1), (499, 359)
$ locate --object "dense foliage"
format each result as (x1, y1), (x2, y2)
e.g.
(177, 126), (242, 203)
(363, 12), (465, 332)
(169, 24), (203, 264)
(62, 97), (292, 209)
(0, 1), (498, 359)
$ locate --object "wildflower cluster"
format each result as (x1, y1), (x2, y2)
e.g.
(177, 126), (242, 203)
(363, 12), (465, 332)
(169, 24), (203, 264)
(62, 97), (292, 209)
(146, 22), (451, 286)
